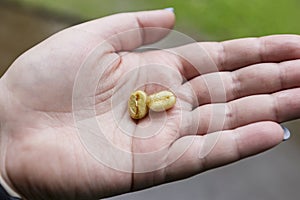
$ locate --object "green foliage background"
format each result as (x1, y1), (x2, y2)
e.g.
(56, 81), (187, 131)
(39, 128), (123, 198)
(19, 0), (300, 40)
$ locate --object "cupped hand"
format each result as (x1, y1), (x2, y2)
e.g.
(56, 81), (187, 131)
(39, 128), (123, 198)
(0, 9), (300, 200)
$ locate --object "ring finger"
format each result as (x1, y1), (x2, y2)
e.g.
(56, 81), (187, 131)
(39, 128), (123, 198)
(178, 59), (300, 108)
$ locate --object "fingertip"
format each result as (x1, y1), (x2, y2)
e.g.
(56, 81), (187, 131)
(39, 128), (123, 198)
(262, 122), (290, 143)
(234, 121), (284, 157)
(139, 8), (176, 29)
(131, 9), (175, 45)
(103, 9), (175, 50)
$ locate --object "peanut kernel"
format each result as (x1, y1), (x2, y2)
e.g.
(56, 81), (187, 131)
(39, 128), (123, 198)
(147, 91), (176, 112)
(128, 90), (148, 119)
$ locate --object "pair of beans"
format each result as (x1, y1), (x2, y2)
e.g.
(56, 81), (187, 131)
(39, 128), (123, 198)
(128, 90), (176, 119)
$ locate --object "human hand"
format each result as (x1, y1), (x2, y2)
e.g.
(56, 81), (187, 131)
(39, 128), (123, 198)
(0, 9), (300, 200)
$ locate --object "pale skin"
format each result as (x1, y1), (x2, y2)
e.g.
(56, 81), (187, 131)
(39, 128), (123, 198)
(0, 9), (300, 200)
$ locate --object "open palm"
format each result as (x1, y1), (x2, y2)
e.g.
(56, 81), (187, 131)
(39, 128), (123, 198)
(1, 10), (300, 200)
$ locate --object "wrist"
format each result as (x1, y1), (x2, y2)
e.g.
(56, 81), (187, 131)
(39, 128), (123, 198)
(0, 79), (22, 199)
(0, 175), (22, 199)
(0, 127), (22, 199)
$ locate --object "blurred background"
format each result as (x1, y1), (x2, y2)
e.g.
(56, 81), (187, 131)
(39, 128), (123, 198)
(1, 0), (300, 199)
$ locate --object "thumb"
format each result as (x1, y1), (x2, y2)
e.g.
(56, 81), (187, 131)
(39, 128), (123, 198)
(77, 9), (176, 51)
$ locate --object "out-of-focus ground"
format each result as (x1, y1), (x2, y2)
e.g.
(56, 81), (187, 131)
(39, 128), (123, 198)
(12, 0), (300, 41)
(0, 2), (71, 74)
(1, 2), (300, 200)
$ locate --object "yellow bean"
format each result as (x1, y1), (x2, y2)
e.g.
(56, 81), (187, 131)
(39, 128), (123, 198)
(147, 91), (176, 112)
(128, 90), (148, 119)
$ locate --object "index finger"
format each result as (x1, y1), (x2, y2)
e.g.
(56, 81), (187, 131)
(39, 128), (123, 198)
(169, 34), (300, 80)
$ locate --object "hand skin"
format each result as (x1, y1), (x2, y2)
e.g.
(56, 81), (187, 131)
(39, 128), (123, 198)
(0, 9), (300, 200)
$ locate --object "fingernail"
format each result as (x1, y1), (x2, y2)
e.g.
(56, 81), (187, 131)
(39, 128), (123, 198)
(281, 125), (291, 141)
(164, 7), (175, 13)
